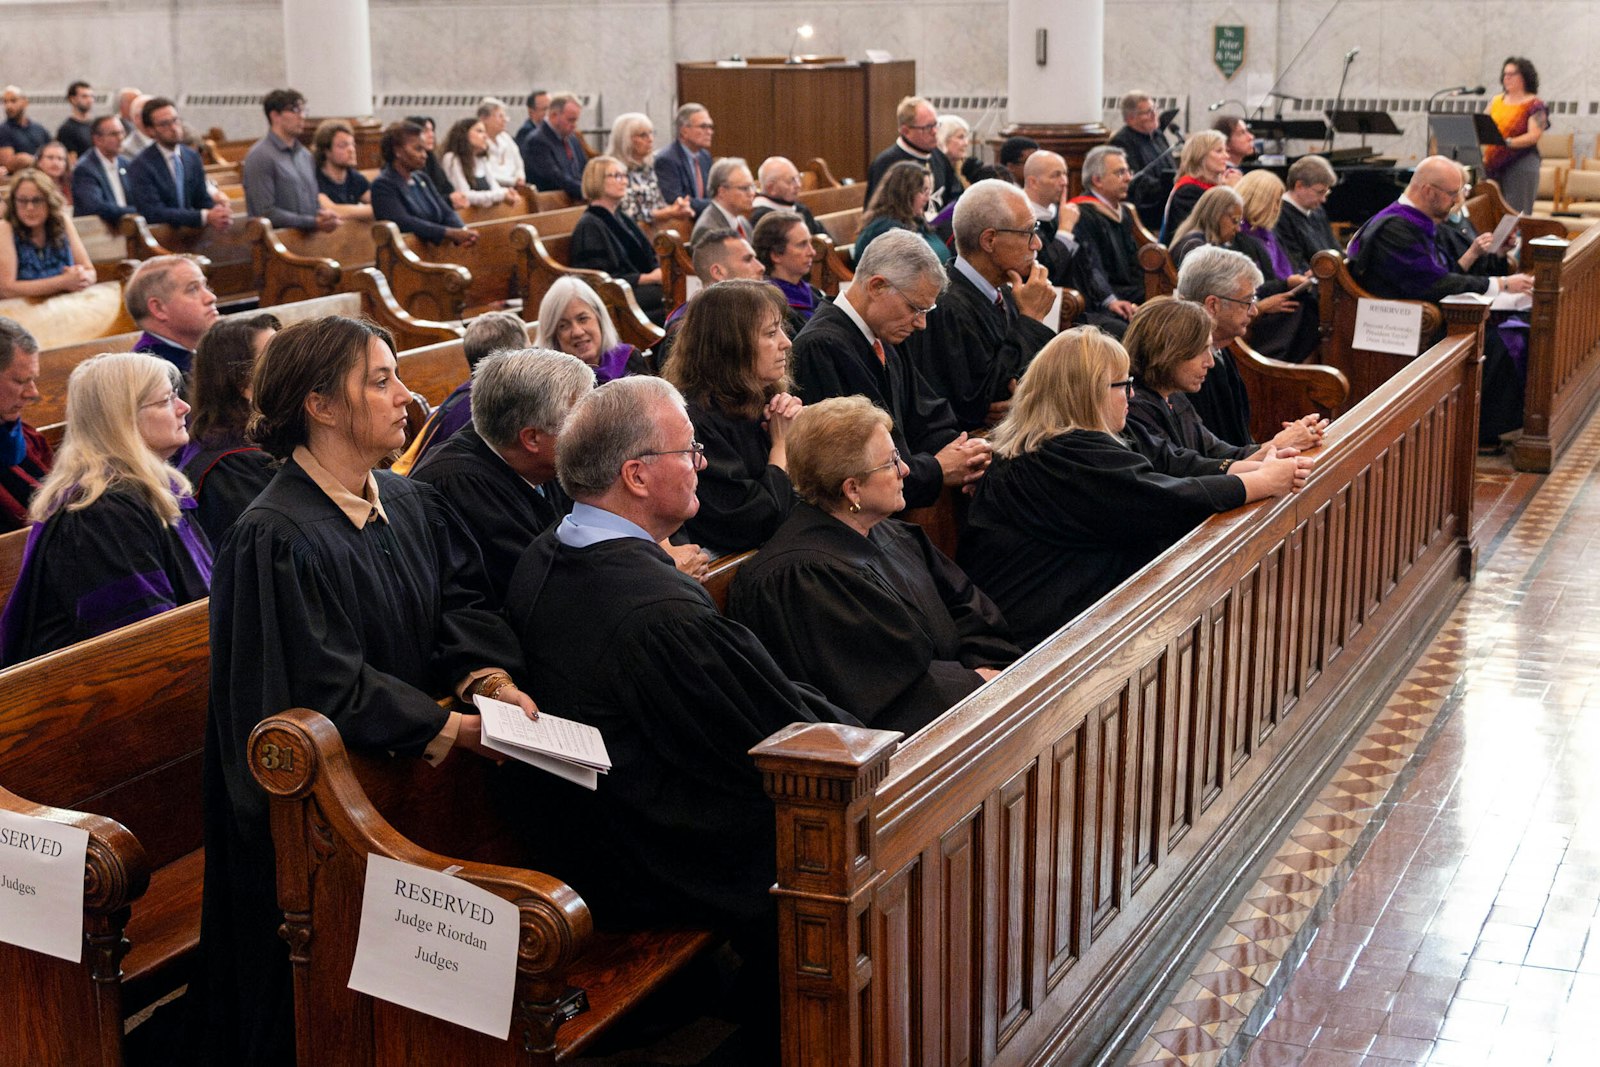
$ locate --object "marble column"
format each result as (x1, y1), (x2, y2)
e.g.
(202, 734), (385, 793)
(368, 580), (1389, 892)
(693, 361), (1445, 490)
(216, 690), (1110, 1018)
(283, 0), (381, 162)
(1002, 0), (1107, 194)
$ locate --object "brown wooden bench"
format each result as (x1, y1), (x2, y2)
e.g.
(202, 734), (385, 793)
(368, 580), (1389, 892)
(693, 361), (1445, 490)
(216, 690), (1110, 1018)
(0, 599), (210, 1065)
(815, 207), (864, 253)
(754, 298), (1492, 1065)
(1517, 226), (1600, 470)
(0, 526), (28, 614)
(796, 182), (866, 218)
(799, 157), (842, 192)
(1468, 178), (1568, 246)
(508, 224), (664, 352)
(122, 214), (259, 306)
(373, 217), (536, 321)
(1309, 249), (1445, 410)
(249, 707), (716, 1064)
(74, 215), (141, 283)
(809, 233), (854, 298)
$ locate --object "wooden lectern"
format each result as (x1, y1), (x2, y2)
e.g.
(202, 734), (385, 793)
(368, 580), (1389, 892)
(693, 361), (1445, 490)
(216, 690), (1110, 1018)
(676, 59), (916, 183)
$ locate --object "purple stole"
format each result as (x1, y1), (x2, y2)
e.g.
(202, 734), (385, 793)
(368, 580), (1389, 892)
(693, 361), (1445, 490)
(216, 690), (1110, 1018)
(1242, 222), (1293, 280)
(1346, 202), (1449, 289)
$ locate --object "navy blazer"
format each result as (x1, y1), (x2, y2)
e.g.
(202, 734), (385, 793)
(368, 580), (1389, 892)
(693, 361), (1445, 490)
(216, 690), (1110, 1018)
(370, 165), (463, 244)
(72, 152), (138, 225)
(126, 143), (214, 227)
(521, 121), (585, 199)
(653, 141), (713, 217)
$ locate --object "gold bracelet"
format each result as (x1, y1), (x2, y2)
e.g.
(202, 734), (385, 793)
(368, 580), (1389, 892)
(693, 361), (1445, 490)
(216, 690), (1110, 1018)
(472, 672), (513, 700)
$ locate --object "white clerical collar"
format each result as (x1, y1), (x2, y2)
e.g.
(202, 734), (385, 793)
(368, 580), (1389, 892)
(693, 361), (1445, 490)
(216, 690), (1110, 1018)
(1027, 198), (1055, 222)
(1281, 193), (1313, 217)
(895, 137), (932, 161)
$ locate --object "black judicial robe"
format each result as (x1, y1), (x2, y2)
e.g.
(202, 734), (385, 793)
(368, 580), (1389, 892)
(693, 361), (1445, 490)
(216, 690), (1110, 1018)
(958, 428), (1244, 649)
(1128, 380), (1255, 462)
(197, 459), (525, 1065)
(180, 437), (276, 545)
(1436, 215), (1513, 279)
(0, 486), (212, 667)
(504, 531), (853, 930)
(681, 401), (796, 557)
(1033, 215), (1130, 339)
(569, 204), (666, 318)
(1188, 346), (1255, 449)
(728, 502), (1019, 734)
(1274, 201), (1341, 274)
(791, 299), (962, 509)
(903, 264), (1055, 431)
(410, 425), (572, 589)
(1072, 199), (1146, 304)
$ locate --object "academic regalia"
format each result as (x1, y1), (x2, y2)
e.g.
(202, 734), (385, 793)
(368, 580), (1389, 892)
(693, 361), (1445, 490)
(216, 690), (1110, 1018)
(505, 529), (852, 930)
(569, 204), (666, 321)
(178, 436), (276, 545)
(901, 261), (1055, 431)
(750, 196), (827, 236)
(958, 428), (1244, 649)
(196, 458), (525, 1065)
(593, 343), (649, 384)
(1161, 175), (1215, 243)
(1348, 202), (1523, 441)
(681, 401), (795, 557)
(1034, 209), (1130, 339)
(769, 276), (823, 324)
(133, 331), (195, 377)
(0, 420), (52, 531)
(1071, 195), (1146, 304)
(1188, 346), (1255, 449)
(409, 424), (571, 590)
(0, 485), (212, 667)
(865, 141), (963, 213)
(1127, 380), (1255, 462)
(791, 299), (962, 509)
(1436, 214), (1513, 278)
(1274, 200), (1341, 274)
(728, 502), (1018, 734)
(389, 380), (472, 476)
(1235, 229), (1320, 364)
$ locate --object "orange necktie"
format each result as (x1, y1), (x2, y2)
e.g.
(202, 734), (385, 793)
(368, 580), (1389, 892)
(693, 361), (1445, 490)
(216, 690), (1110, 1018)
(872, 338), (886, 365)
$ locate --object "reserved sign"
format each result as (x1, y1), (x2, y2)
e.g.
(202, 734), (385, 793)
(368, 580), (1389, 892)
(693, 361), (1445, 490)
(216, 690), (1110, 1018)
(0, 808), (88, 962)
(347, 854), (519, 1038)
(1354, 298), (1424, 357)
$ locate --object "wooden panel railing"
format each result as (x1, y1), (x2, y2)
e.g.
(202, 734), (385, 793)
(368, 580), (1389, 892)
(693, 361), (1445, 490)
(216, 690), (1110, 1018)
(752, 297), (1490, 1067)
(1517, 228), (1600, 470)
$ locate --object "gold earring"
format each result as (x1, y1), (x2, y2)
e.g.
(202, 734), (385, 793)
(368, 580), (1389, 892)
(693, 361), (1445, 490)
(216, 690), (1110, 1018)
(848, 499), (861, 514)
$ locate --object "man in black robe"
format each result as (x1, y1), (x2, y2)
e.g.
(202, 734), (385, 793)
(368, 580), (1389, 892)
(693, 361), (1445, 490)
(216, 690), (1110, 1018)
(1110, 90), (1176, 234)
(411, 347), (591, 589)
(1345, 157), (1535, 444)
(1274, 154), (1343, 273)
(902, 179), (1056, 430)
(1072, 145), (1147, 304)
(791, 228), (990, 508)
(866, 95), (963, 211)
(750, 156), (827, 235)
(1174, 244), (1264, 448)
(1021, 151), (1136, 339)
(504, 377), (854, 1048)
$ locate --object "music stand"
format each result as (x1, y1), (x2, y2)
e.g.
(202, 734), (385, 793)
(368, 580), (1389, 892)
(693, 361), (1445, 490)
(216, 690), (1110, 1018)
(1430, 112), (1504, 169)
(1327, 109), (1402, 150)
(1158, 107), (1181, 132)
(1251, 118), (1330, 143)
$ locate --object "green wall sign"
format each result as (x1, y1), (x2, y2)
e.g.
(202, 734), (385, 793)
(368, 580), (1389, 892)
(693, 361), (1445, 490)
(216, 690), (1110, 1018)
(1214, 25), (1246, 80)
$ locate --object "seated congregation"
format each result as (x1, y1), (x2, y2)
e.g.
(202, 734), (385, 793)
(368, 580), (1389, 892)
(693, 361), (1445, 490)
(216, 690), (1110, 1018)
(0, 75), (1565, 1067)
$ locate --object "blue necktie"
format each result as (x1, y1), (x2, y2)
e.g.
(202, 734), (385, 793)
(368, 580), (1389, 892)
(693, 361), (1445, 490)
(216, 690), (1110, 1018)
(172, 149), (186, 209)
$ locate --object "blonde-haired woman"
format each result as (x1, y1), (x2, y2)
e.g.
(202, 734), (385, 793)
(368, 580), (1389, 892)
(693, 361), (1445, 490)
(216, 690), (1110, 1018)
(0, 351), (210, 665)
(957, 327), (1307, 647)
(1232, 169), (1318, 361)
(569, 154), (666, 322)
(1160, 128), (1235, 242)
(605, 112), (692, 228)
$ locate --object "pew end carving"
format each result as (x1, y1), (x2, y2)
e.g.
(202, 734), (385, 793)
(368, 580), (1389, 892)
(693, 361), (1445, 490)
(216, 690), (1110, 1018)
(1137, 241), (1177, 301)
(509, 224), (664, 353)
(809, 233), (854, 298)
(371, 221), (473, 323)
(249, 219), (343, 306)
(1231, 339), (1350, 444)
(341, 267), (466, 352)
(654, 228), (693, 311)
(1516, 229), (1600, 471)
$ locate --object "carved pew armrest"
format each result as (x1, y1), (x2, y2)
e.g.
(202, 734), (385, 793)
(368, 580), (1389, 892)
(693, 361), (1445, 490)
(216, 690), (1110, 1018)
(370, 221), (473, 323)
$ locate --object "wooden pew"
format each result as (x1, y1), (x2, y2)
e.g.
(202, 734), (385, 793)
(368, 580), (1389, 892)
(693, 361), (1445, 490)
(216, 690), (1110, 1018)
(74, 215), (140, 283)
(1137, 240), (1177, 302)
(703, 549), (753, 612)
(809, 233), (853, 298)
(1467, 178), (1567, 246)
(372, 219), (531, 322)
(1310, 249), (1445, 409)
(0, 281), (137, 349)
(799, 158), (842, 191)
(0, 599), (211, 1066)
(815, 207), (865, 253)
(30, 287), (461, 431)
(248, 218), (379, 307)
(248, 708), (716, 1064)
(653, 229), (695, 311)
(796, 182), (866, 218)
(122, 214), (259, 306)
(753, 298), (1492, 1066)
(509, 224), (665, 352)
(0, 526), (27, 613)
(1517, 227), (1600, 470)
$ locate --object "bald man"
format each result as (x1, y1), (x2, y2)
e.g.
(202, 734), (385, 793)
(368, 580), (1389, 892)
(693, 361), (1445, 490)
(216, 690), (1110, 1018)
(750, 156), (826, 235)
(1021, 151), (1136, 337)
(1346, 155), (1534, 446)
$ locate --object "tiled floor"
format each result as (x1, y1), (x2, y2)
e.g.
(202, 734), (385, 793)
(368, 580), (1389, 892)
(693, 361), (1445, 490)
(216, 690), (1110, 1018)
(1127, 426), (1600, 1067)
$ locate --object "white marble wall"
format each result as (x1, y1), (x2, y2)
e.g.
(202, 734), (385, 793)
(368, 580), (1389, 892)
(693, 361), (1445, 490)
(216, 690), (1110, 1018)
(4, 0), (1597, 166)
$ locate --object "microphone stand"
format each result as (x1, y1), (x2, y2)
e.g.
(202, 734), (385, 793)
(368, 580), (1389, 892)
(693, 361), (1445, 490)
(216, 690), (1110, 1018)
(1325, 49), (1358, 152)
(1249, 0), (1346, 119)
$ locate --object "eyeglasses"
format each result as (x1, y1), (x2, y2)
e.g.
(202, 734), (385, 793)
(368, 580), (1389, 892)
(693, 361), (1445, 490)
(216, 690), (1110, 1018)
(854, 448), (903, 479)
(605, 171), (628, 180)
(12, 195), (46, 208)
(1214, 293), (1259, 309)
(890, 284), (937, 318)
(1427, 182), (1464, 199)
(905, 122), (938, 132)
(150, 116), (180, 129)
(730, 183), (758, 194)
(1107, 377), (1135, 398)
(991, 222), (1043, 241)
(637, 440), (707, 468)
(140, 390), (181, 411)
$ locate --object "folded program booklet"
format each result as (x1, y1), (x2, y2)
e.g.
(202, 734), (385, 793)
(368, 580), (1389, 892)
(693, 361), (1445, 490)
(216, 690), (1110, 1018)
(473, 695), (612, 790)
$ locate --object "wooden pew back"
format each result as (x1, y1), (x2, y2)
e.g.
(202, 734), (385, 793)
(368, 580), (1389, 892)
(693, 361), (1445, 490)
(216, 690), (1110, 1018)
(123, 215), (259, 305)
(755, 300), (1491, 1066)
(1310, 249), (1445, 409)
(796, 183), (866, 217)
(509, 224), (665, 353)
(1517, 227), (1600, 470)
(816, 207), (864, 250)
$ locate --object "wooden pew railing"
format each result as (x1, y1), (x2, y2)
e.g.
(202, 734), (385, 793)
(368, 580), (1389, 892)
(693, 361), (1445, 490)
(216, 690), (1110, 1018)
(810, 233), (854, 298)
(122, 214), (259, 306)
(654, 229), (694, 311)
(1310, 250), (1445, 410)
(753, 298), (1491, 1066)
(1518, 227), (1600, 470)
(249, 708), (717, 1064)
(0, 599), (211, 1066)
(1467, 179), (1568, 246)
(509, 224), (665, 353)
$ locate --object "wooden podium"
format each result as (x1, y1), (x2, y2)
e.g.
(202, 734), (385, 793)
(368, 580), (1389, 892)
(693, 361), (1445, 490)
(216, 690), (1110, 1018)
(676, 59), (916, 183)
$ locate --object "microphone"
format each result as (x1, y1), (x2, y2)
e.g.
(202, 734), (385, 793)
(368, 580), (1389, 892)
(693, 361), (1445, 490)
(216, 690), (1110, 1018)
(1344, 46), (1360, 62)
(1208, 100), (1226, 111)
(1466, 85), (1486, 95)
